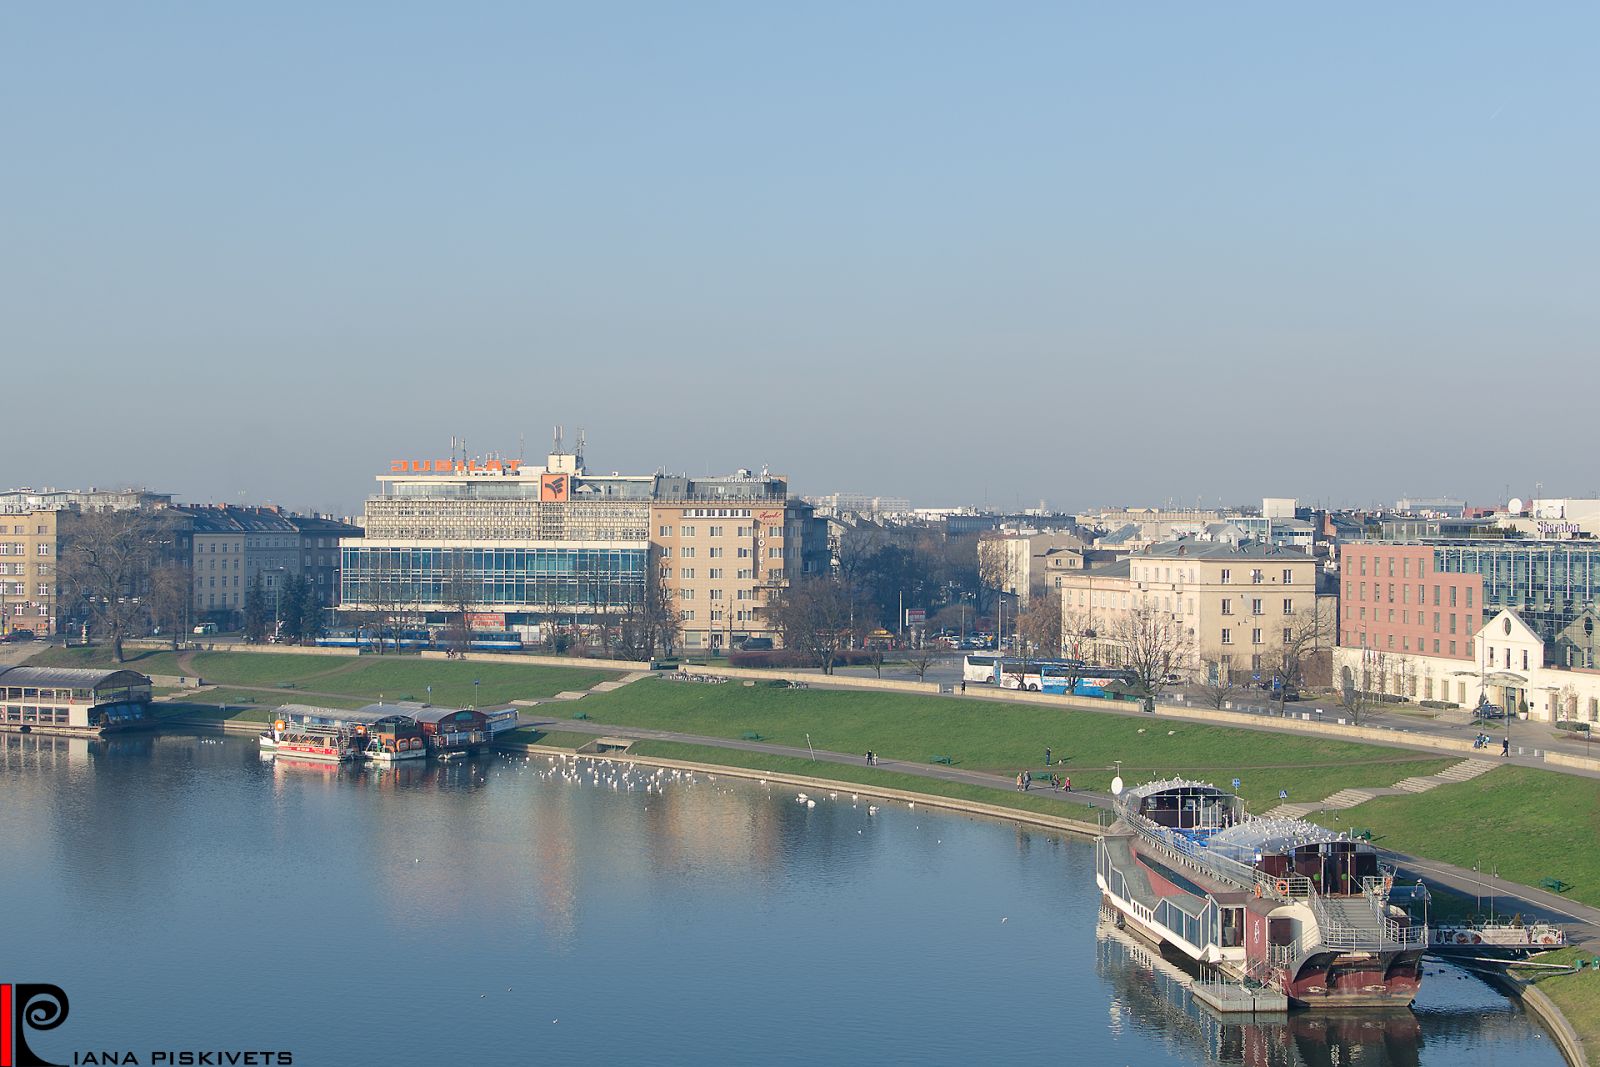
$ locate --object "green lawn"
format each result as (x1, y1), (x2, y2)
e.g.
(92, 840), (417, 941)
(503, 727), (601, 751)
(27, 645), (189, 675)
(158, 702), (274, 724)
(569, 680), (1452, 811)
(286, 658), (616, 706)
(1525, 947), (1600, 1061)
(1314, 766), (1600, 908)
(170, 687), (371, 711)
(35, 646), (619, 706)
(184, 651), (362, 686)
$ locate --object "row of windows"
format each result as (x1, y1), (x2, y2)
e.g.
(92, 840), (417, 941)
(0, 544), (51, 555)
(1219, 598), (1296, 616)
(0, 563), (49, 576)
(1345, 604), (1472, 632)
(1219, 628), (1291, 645)
(661, 523), (783, 538)
(1349, 581), (1473, 608)
(341, 547), (648, 610)
(1343, 629), (1472, 656)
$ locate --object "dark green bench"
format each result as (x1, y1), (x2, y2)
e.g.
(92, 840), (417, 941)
(1540, 877), (1571, 894)
(929, 755), (953, 765)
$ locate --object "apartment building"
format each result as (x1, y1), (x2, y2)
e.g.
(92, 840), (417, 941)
(177, 506), (363, 628)
(1057, 535), (1324, 681)
(0, 510), (60, 636)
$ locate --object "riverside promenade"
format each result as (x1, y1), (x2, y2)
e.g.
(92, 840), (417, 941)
(509, 709), (1600, 947)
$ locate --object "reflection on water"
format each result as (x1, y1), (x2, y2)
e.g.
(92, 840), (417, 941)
(0, 733), (1568, 1067)
(1096, 917), (1564, 1067)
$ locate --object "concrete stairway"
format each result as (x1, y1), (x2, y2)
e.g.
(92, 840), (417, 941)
(1262, 758), (1499, 819)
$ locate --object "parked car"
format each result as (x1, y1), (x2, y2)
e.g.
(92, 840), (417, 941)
(193, 623), (219, 635)
(2, 630), (37, 643)
(1476, 703), (1505, 719)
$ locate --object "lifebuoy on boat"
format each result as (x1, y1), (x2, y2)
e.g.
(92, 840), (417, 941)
(1274, 880), (1290, 896)
(1456, 932), (1470, 944)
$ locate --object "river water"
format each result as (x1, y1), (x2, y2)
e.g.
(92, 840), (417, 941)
(0, 731), (1567, 1066)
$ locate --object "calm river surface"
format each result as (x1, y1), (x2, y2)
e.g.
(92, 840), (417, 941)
(0, 731), (1567, 1066)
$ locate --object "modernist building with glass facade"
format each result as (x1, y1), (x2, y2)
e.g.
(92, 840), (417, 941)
(339, 447), (825, 650)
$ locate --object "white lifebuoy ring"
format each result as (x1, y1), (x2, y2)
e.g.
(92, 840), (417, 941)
(1274, 880), (1290, 896)
(1456, 932), (1470, 944)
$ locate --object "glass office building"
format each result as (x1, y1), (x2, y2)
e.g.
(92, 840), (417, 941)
(341, 546), (648, 613)
(1432, 541), (1600, 646)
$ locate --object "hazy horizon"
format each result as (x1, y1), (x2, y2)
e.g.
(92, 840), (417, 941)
(5, 4), (1595, 516)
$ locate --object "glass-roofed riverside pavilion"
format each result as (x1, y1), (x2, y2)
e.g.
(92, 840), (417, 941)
(0, 666), (153, 736)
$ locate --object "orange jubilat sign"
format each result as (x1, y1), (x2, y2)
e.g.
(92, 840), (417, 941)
(389, 459), (525, 474)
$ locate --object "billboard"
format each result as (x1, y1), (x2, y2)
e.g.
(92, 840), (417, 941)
(465, 612), (506, 629)
(905, 608), (927, 628)
(540, 473), (570, 502)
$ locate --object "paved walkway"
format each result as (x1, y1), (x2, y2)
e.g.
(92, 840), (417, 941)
(1263, 757), (1499, 819)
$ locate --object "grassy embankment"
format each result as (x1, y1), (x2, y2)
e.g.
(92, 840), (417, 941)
(32, 644), (616, 708)
(1311, 765), (1600, 910)
(1522, 947), (1600, 1058)
(542, 678), (1454, 812)
(503, 728), (1103, 821)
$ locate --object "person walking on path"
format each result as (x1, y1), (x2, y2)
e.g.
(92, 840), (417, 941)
(1502, 736), (1510, 756)
(1023, 770), (1032, 791)
(960, 679), (966, 693)
(1016, 772), (1025, 792)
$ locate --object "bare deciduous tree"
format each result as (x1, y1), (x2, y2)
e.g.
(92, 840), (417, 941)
(616, 555), (680, 661)
(1199, 662), (1240, 709)
(1110, 603), (1191, 701)
(1017, 590), (1063, 659)
(1266, 600), (1336, 710)
(770, 577), (860, 674)
(57, 508), (178, 662)
(902, 639), (941, 683)
(439, 551), (480, 655)
(146, 562), (191, 650)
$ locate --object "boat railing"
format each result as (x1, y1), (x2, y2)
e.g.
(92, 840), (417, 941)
(1119, 809), (1270, 892)
(1306, 890), (1427, 950)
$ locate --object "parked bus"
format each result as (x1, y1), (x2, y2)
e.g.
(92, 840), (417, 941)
(962, 654), (1001, 685)
(1039, 665), (1140, 699)
(965, 655), (1073, 690)
(963, 654), (1139, 698)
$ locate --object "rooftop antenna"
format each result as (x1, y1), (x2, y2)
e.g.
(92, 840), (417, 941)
(576, 428), (586, 468)
(553, 425), (563, 454)
(518, 433), (525, 465)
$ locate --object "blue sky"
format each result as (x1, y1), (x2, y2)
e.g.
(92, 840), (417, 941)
(3, 3), (1595, 515)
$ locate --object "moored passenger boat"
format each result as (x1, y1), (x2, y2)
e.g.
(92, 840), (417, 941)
(272, 727), (362, 763)
(1095, 778), (1427, 1008)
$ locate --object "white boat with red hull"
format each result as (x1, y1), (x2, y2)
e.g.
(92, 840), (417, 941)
(1095, 778), (1427, 1008)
